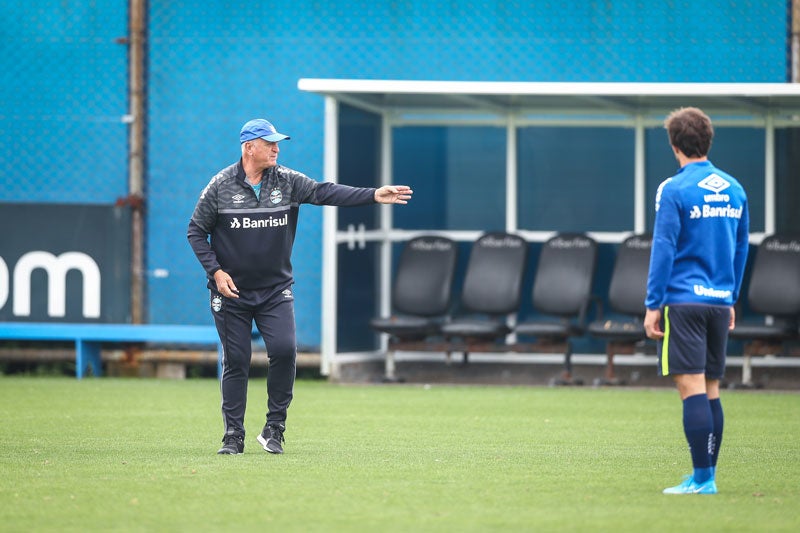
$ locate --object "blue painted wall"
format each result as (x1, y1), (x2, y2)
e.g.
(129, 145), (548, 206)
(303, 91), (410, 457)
(0, 1), (789, 349)
(0, 2), (128, 203)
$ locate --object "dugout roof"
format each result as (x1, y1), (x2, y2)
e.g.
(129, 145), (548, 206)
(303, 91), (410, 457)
(298, 79), (800, 124)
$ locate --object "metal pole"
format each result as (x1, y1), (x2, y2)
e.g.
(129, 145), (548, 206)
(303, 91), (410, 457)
(128, 0), (147, 324)
(505, 115), (518, 344)
(505, 115), (517, 233)
(379, 113), (393, 379)
(634, 113), (646, 234)
(764, 113), (775, 235)
(321, 96), (339, 377)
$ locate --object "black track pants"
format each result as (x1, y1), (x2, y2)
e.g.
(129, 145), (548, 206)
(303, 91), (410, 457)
(210, 284), (297, 437)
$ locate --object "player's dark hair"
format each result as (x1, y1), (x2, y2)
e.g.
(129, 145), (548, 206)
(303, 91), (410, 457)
(664, 107), (714, 158)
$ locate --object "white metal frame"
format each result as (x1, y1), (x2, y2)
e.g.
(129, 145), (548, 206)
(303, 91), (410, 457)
(298, 80), (800, 376)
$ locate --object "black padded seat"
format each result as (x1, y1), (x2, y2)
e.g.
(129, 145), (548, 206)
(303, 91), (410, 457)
(515, 321), (584, 337)
(514, 233), (598, 384)
(589, 320), (646, 338)
(729, 234), (800, 387)
(587, 234), (652, 385)
(441, 318), (510, 338)
(728, 322), (797, 340)
(370, 235), (458, 381)
(370, 235), (458, 341)
(369, 315), (446, 339)
(440, 232), (528, 360)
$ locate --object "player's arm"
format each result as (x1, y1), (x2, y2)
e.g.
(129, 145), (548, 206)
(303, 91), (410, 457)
(731, 197), (750, 303)
(187, 217), (240, 299)
(286, 168), (410, 207)
(187, 220), (221, 277)
(187, 177), (223, 278)
(643, 181), (679, 339)
(644, 181), (680, 310)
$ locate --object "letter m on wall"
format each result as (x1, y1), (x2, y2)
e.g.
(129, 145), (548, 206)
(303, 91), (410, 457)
(0, 204), (132, 323)
(12, 251), (101, 318)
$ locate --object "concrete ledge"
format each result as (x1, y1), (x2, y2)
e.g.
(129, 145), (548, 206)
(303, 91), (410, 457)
(0, 347), (321, 379)
(329, 351), (800, 390)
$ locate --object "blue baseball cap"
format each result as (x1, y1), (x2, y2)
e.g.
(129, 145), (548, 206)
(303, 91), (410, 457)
(239, 119), (290, 143)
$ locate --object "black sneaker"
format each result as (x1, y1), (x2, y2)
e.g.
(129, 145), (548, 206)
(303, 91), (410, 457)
(257, 424), (285, 454)
(217, 434), (244, 455)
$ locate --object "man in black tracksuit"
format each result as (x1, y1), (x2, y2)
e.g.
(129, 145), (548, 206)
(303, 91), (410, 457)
(188, 118), (412, 455)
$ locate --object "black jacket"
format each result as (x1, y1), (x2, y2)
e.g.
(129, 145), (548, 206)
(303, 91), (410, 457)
(188, 160), (376, 290)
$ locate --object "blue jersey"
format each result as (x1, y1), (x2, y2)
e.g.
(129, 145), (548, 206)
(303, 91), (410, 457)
(645, 160), (749, 309)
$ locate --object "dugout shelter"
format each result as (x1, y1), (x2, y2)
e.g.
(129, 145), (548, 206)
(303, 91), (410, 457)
(297, 79), (800, 377)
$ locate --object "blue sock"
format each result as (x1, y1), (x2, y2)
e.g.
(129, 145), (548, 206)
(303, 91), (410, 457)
(709, 398), (724, 474)
(693, 466), (714, 485)
(682, 393), (713, 483)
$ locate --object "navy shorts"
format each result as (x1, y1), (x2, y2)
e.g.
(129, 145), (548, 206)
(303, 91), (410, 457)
(658, 304), (731, 379)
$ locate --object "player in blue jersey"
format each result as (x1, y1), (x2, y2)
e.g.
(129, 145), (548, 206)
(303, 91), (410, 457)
(188, 119), (412, 455)
(644, 107), (749, 495)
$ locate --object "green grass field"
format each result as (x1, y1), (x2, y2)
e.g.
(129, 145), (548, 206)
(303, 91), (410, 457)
(0, 377), (798, 532)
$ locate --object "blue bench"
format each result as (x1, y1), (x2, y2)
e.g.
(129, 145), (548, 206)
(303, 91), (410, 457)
(0, 322), (222, 378)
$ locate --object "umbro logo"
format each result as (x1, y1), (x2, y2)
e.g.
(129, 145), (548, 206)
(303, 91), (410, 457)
(698, 174), (730, 193)
(232, 194), (246, 204)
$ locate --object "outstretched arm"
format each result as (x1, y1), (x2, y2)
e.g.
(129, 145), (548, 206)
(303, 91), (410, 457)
(374, 185), (413, 205)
